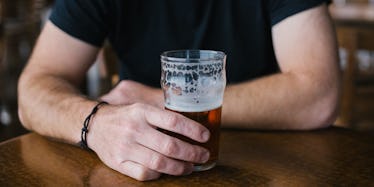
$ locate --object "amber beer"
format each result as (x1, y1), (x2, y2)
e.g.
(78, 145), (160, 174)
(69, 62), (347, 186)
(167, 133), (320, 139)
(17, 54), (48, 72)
(161, 49), (226, 171)
(165, 106), (222, 170)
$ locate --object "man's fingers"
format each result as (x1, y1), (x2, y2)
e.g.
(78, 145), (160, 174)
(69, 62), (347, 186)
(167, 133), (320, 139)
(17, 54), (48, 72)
(117, 161), (161, 181)
(126, 143), (194, 176)
(144, 106), (210, 143)
(135, 128), (210, 164)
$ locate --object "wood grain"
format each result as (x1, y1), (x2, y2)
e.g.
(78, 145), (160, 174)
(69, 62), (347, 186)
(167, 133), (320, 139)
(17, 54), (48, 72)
(0, 128), (373, 186)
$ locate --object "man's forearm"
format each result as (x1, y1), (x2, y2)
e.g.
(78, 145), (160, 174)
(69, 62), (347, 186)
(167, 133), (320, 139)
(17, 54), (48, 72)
(18, 72), (97, 144)
(222, 72), (339, 130)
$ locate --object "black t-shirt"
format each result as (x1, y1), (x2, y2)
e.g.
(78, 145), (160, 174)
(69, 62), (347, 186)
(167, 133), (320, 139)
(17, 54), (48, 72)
(50, 0), (329, 87)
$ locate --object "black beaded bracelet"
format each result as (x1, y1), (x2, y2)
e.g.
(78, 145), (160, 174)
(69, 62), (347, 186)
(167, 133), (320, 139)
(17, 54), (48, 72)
(79, 101), (108, 150)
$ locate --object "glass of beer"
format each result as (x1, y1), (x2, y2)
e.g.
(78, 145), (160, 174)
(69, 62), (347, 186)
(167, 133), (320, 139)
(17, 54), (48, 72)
(160, 50), (226, 171)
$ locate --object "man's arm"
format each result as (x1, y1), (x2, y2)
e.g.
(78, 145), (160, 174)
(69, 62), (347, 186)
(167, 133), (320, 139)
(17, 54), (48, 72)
(18, 21), (210, 181)
(222, 4), (341, 130)
(18, 22), (100, 142)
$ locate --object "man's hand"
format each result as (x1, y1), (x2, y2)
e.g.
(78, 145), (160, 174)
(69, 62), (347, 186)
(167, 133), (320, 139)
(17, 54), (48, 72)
(101, 80), (163, 108)
(18, 22), (209, 181)
(97, 81), (209, 181)
(87, 103), (210, 181)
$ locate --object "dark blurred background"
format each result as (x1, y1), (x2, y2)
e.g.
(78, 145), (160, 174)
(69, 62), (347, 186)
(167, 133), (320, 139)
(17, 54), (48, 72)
(0, 0), (373, 142)
(0, 0), (54, 141)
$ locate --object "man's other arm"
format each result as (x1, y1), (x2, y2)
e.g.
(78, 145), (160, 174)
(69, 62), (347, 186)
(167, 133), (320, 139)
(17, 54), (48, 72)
(222, 4), (341, 130)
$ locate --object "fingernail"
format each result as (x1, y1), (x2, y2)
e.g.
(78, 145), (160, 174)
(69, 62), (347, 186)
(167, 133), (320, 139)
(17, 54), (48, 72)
(202, 130), (210, 142)
(202, 151), (210, 163)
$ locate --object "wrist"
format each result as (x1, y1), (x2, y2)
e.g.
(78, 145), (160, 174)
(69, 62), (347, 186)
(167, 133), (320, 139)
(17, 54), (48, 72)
(80, 101), (108, 150)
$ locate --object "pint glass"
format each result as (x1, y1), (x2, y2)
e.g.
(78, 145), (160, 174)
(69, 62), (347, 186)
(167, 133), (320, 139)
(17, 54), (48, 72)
(160, 50), (226, 171)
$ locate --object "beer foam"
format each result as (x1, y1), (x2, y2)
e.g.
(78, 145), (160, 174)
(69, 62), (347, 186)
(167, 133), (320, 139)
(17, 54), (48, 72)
(161, 55), (226, 113)
(165, 96), (222, 112)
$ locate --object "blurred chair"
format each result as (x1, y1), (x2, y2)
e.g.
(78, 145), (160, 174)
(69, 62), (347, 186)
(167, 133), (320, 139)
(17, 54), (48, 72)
(86, 43), (119, 98)
(102, 43), (119, 87)
(335, 23), (374, 129)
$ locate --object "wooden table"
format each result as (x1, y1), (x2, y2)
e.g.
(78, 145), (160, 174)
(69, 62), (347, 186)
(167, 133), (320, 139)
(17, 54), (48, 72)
(0, 127), (373, 186)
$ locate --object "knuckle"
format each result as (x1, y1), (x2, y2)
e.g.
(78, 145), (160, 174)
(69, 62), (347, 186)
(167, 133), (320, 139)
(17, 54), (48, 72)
(186, 148), (199, 162)
(173, 164), (188, 176)
(129, 102), (142, 110)
(125, 162), (150, 181)
(117, 80), (129, 89)
(118, 140), (133, 153)
(120, 161), (160, 181)
(121, 121), (139, 137)
(131, 103), (148, 113)
(165, 114), (178, 129)
(162, 139), (179, 156)
(148, 154), (165, 170)
(135, 169), (150, 181)
(103, 155), (127, 173)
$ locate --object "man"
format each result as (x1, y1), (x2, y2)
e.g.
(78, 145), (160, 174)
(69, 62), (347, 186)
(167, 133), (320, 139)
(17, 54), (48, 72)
(18, 0), (340, 181)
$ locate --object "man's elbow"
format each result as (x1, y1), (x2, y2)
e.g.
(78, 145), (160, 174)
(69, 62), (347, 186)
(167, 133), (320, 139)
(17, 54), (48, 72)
(17, 71), (33, 131)
(18, 106), (31, 131)
(300, 91), (340, 130)
(308, 104), (338, 130)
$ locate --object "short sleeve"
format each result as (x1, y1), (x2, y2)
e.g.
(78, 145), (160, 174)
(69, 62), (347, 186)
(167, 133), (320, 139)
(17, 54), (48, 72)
(269, 0), (331, 26)
(49, 0), (110, 47)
